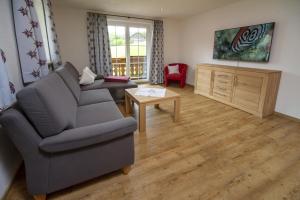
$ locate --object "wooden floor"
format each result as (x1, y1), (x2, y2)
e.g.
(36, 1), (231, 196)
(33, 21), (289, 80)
(6, 85), (300, 200)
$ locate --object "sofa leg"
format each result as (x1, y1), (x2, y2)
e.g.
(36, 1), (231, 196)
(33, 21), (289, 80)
(122, 165), (131, 175)
(33, 194), (46, 200)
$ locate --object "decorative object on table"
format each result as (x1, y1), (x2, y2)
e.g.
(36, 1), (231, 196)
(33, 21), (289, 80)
(213, 22), (275, 62)
(12, 0), (49, 84)
(79, 67), (97, 85)
(164, 63), (188, 88)
(135, 88), (166, 97)
(87, 13), (112, 76)
(150, 20), (164, 84)
(104, 76), (130, 83)
(0, 48), (16, 112)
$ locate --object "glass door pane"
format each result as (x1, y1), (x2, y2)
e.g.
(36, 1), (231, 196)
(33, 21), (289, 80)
(129, 27), (147, 80)
(108, 26), (126, 76)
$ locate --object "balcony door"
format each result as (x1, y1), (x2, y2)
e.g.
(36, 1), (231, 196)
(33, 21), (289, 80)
(108, 19), (153, 80)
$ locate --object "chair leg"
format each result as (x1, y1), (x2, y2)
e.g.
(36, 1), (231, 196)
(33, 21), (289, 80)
(33, 195), (46, 200)
(164, 79), (168, 87)
(122, 165), (132, 175)
(180, 80), (185, 88)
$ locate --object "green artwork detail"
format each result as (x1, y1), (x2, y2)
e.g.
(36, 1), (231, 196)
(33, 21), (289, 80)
(213, 22), (275, 62)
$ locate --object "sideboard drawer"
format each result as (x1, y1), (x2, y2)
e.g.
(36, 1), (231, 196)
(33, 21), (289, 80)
(213, 90), (231, 102)
(213, 84), (232, 95)
(214, 71), (234, 82)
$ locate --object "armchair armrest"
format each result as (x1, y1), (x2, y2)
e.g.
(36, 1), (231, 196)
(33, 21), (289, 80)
(39, 117), (137, 153)
(164, 65), (169, 74)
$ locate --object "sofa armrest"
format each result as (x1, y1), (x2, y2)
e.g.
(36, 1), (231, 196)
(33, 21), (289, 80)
(39, 117), (137, 153)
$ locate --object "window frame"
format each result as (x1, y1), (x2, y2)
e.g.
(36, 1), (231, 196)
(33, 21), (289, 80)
(107, 17), (153, 80)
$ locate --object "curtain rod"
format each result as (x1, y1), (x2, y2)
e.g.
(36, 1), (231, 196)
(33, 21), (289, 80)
(87, 10), (155, 21)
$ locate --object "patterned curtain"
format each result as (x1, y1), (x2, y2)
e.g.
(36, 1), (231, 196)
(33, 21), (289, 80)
(42, 0), (62, 68)
(12, 0), (49, 84)
(87, 13), (112, 76)
(0, 49), (16, 112)
(150, 20), (164, 84)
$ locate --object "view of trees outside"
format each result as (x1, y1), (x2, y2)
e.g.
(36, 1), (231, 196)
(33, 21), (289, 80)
(108, 26), (147, 57)
(108, 25), (148, 79)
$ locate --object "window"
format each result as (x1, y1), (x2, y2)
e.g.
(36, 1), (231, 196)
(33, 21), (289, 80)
(108, 18), (153, 80)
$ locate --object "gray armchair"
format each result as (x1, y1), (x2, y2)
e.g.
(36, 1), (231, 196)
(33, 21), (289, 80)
(0, 73), (137, 200)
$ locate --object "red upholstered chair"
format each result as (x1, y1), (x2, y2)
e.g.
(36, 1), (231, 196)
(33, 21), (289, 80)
(164, 63), (188, 88)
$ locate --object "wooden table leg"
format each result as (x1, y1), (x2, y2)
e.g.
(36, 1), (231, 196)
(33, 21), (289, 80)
(139, 103), (146, 133)
(174, 97), (180, 122)
(122, 165), (132, 175)
(125, 93), (131, 114)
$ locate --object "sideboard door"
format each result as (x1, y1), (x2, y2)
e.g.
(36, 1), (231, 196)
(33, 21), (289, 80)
(232, 73), (264, 113)
(195, 68), (213, 96)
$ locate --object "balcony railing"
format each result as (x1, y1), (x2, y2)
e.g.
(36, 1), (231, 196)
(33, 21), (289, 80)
(112, 56), (147, 80)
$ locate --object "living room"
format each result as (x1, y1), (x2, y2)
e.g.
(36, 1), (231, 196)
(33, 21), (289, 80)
(0, 0), (300, 199)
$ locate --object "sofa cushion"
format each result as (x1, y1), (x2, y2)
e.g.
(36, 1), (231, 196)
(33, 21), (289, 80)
(39, 117), (137, 153)
(56, 67), (81, 102)
(64, 62), (80, 80)
(76, 101), (123, 128)
(80, 79), (137, 91)
(167, 73), (182, 80)
(79, 89), (113, 106)
(17, 73), (77, 138)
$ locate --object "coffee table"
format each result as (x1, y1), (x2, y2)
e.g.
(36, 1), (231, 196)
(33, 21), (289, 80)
(125, 86), (180, 133)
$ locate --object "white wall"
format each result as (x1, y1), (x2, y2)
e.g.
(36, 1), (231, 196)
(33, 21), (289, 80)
(0, 0), (23, 198)
(180, 0), (300, 118)
(164, 19), (181, 64)
(53, 5), (90, 73)
(52, 4), (182, 72)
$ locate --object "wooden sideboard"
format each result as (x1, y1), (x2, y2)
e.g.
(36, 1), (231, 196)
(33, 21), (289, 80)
(194, 64), (281, 118)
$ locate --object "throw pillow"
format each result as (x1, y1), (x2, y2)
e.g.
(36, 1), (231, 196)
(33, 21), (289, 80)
(168, 65), (179, 74)
(79, 68), (96, 85)
(83, 66), (97, 78)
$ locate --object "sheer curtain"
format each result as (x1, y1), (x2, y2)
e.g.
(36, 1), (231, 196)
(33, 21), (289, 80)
(0, 48), (16, 112)
(150, 20), (164, 84)
(42, 0), (62, 68)
(12, 0), (49, 84)
(87, 13), (112, 76)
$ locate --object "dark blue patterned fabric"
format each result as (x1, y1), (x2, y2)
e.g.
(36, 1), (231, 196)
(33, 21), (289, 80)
(87, 13), (112, 76)
(150, 20), (164, 84)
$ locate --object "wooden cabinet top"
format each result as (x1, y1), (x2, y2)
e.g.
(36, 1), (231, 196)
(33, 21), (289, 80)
(197, 63), (281, 74)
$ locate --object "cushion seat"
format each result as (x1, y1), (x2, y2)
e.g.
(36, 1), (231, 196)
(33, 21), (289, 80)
(81, 79), (138, 103)
(80, 79), (137, 91)
(57, 62), (138, 103)
(79, 89), (113, 106)
(76, 101), (123, 128)
(167, 73), (182, 80)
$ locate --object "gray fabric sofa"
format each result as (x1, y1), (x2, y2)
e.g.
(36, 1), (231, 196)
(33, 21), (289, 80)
(0, 72), (137, 199)
(60, 62), (138, 103)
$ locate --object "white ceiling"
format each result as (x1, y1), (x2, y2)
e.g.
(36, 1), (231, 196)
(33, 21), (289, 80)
(53, 0), (241, 19)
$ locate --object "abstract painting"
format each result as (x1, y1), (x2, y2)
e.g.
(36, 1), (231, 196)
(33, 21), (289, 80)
(213, 22), (275, 62)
